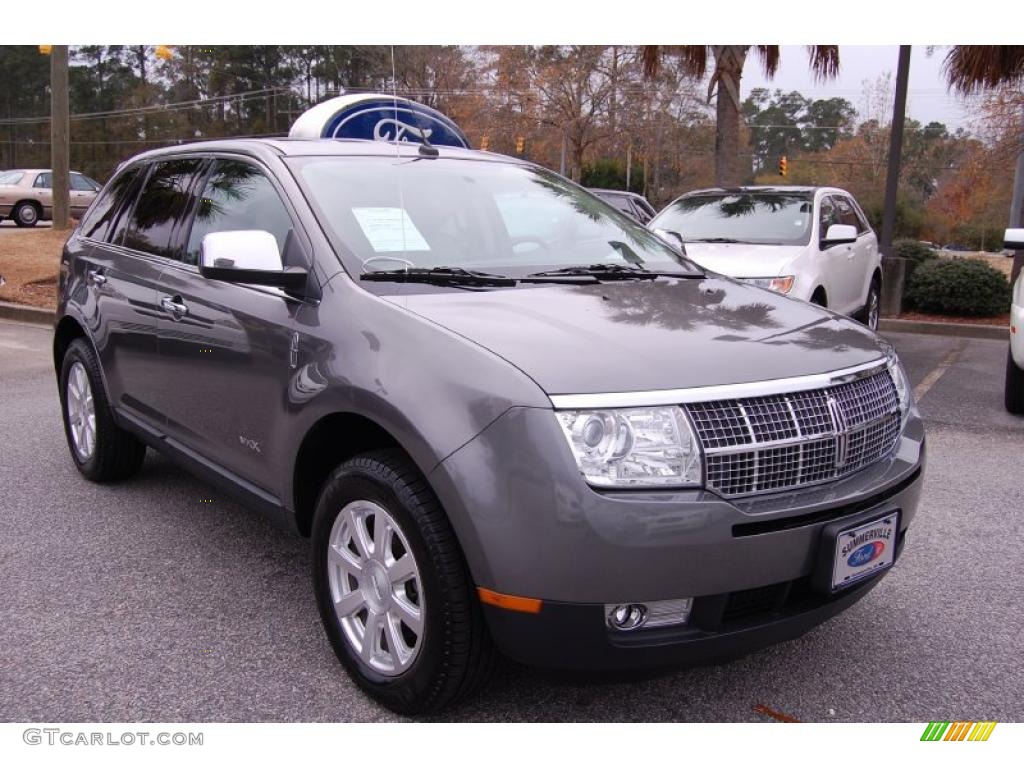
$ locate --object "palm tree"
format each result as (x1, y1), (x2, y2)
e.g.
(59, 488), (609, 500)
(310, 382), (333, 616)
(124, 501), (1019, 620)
(941, 46), (1024, 283)
(641, 46), (839, 187)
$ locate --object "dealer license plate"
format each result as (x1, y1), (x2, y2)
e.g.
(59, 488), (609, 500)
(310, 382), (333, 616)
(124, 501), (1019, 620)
(832, 513), (899, 590)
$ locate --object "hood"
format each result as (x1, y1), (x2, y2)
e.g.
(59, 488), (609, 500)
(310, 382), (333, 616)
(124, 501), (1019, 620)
(681, 242), (806, 278)
(389, 276), (890, 395)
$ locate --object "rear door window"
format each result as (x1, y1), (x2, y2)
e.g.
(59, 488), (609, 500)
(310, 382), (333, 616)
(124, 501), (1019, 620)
(79, 166), (143, 242)
(33, 172), (52, 189)
(123, 158), (207, 260)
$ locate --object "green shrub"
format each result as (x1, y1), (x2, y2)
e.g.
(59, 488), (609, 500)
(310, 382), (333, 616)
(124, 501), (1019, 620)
(906, 258), (1011, 317)
(892, 239), (937, 265)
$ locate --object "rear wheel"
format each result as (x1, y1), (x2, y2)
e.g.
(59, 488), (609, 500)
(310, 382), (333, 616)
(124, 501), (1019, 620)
(13, 201), (39, 227)
(1006, 348), (1024, 415)
(59, 338), (146, 481)
(311, 450), (496, 714)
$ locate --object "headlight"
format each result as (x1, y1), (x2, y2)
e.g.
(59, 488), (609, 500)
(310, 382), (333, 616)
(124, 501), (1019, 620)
(555, 407), (702, 488)
(744, 275), (795, 295)
(887, 356), (912, 415)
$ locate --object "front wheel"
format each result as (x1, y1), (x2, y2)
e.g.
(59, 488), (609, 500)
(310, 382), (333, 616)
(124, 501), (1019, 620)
(311, 450), (496, 714)
(1006, 347), (1024, 415)
(861, 278), (881, 331)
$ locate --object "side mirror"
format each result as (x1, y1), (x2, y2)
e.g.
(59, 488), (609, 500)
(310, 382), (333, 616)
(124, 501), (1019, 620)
(200, 230), (309, 291)
(822, 223), (858, 248)
(1004, 228), (1024, 250)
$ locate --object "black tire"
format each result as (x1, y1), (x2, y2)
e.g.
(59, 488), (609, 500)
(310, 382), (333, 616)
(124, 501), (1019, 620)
(859, 277), (881, 330)
(311, 450), (496, 714)
(58, 338), (146, 482)
(1006, 347), (1024, 415)
(13, 201), (40, 227)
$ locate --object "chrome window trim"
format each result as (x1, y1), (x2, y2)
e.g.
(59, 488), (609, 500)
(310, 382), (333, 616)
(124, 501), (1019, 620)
(548, 358), (890, 410)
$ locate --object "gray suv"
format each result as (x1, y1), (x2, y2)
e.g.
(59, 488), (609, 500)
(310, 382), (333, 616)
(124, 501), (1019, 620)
(54, 136), (924, 714)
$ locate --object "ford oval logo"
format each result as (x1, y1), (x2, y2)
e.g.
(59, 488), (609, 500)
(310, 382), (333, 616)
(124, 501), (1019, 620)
(847, 541), (885, 568)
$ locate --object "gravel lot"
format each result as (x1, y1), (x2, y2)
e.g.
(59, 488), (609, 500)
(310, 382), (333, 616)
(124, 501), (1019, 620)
(0, 319), (1021, 722)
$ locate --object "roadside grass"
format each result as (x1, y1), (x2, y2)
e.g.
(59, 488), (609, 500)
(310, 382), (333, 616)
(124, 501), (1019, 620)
(0, 227), (68, 310)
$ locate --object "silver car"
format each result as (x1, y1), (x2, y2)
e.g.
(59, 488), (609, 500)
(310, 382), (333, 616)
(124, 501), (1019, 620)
(0, 168), (101, 226)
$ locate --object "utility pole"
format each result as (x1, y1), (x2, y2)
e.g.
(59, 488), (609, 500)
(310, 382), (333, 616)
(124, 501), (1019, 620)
(879, 45), (911, 317)
(50, 45), (71, 230)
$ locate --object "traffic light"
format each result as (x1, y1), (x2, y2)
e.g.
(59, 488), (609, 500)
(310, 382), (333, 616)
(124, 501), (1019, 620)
(38, 45), (52, 55)
(515, 136), (525, 155)
(480, 134), (490, 151)
(778, 155), (788, 177)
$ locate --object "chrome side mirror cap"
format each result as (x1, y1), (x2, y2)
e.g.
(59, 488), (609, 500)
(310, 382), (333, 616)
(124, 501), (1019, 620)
(822, 223), (857, 248)
(200, 230), (308, 292)
(1004, 228), (1024, 250)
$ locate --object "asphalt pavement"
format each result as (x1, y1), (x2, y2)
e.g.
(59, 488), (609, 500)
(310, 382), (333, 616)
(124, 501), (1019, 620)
(1, 319), (1021, 722)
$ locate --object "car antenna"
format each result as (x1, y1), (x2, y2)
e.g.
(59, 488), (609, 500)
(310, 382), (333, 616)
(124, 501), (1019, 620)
(388, 47), (438, 158)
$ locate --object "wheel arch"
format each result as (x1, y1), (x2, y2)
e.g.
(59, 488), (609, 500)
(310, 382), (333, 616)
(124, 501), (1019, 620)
(53, 314), (87, 373)
(292, 411), (424, 538)
(810, 285), (828, 307)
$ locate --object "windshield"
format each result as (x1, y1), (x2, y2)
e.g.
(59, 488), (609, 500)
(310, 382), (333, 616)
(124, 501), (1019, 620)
(651, 192), (814, 246)
(292, 157), (699, 280)
(0, 171), (25, 186)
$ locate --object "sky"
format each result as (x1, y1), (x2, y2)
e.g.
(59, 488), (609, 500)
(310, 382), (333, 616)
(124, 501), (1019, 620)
(741, 46), (979, 132)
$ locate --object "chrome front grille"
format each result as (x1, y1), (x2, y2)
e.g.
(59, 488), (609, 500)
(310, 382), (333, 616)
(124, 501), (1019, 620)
(686, 369), (901, 497)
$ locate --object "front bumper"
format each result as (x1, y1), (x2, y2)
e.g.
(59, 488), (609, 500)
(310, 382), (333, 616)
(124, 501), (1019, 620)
(484, 566), (890, 670)
(429, 405), (924, 669)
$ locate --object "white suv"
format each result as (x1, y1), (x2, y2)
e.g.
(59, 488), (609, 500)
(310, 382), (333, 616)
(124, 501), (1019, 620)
(649, 186), (882, 329)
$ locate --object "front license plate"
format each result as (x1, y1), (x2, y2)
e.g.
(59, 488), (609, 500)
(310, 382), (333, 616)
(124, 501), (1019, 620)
(831, 513), (899, 590)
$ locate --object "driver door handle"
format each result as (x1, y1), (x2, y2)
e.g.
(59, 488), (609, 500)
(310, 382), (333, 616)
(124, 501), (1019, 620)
(87, 268), (107, 286)
(161, 295), (189, 317)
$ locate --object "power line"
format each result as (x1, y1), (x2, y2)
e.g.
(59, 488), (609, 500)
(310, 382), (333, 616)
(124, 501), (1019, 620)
(0, 88), (290, 126)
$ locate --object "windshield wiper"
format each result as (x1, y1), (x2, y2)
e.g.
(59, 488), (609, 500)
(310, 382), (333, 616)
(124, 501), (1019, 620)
(527, 263), (701, 280)
(688, 237), (746, 244)
(361, 267), (518, 287)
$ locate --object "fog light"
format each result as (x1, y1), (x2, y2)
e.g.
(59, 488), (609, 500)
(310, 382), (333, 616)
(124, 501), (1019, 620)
(606, 603), (647, 631)
(605, 598), (693, 632)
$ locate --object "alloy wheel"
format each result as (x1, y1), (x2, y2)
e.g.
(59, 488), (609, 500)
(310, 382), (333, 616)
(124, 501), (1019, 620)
(868, 288), (880, 330)
(66, 361), (96, 461)
(327, 500), (425, 676)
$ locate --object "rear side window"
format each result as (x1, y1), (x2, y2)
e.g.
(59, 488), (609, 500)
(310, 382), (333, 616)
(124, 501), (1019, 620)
(184, 160), (293, 267)
(79, 166), (142, 242)
(33, 172), (52, 189)
(0, 171), (24, 185)
(123, 158), (207, 260)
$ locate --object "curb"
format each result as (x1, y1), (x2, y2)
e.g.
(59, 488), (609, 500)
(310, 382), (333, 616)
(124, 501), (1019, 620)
(879, 318), (1008, 341)
(0, 301), (55, 327)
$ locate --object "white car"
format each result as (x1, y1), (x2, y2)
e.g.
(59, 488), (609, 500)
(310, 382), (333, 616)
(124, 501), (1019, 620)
(649, 186), (882, 329)
(1005, 228), (1024, 415)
